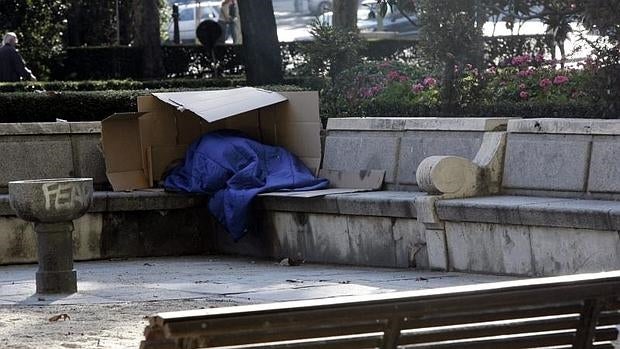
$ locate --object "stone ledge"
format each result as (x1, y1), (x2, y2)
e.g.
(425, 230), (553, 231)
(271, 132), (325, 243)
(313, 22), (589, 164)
(0, 190), (207, 216)
(0, 122), (101, 135)
(258, 191), (424, 218)
(327, 117), (512, 132)
(437, 195), (620, 231)
(508, 118), (620, 135)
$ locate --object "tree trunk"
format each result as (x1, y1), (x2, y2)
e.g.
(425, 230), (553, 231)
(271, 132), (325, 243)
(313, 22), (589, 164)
(333, 0), (358, 31)
(66, 1), (83, 46)
(132, 0), (164, 78)
(237, 0), (283, 85)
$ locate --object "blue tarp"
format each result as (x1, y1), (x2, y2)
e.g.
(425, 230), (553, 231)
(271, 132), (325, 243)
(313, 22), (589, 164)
(164, 130), (329, 241)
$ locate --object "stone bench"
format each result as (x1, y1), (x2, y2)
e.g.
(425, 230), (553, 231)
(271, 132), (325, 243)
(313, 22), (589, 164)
(417, 119), (620, 276)
(0, 190), (208, 265)
(210, 117), (511, 269)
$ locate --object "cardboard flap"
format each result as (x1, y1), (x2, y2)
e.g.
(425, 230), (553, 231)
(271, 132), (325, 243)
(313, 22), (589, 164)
(106, 171), (149, 191)
(152, 87), (288, 123)
(101, 112), (149, 191)
(318, 170), (385, 189)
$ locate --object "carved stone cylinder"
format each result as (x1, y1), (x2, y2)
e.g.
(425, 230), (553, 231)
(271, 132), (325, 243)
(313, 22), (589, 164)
(9, 178), (93, 294)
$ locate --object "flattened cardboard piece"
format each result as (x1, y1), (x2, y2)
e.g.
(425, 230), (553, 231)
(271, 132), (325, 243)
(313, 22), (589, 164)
(319, 169), (385, 189)
(259, 170), (385, 198)
(258, 188), (373, 198)
(151, 87), (288, 123)
(101, 112), (150, 191)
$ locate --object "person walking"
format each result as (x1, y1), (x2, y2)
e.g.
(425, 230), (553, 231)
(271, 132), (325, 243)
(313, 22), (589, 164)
(0, 32), (36, 82)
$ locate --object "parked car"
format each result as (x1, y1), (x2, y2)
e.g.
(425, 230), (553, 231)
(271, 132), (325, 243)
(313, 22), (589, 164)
(168, 2), (221, 43)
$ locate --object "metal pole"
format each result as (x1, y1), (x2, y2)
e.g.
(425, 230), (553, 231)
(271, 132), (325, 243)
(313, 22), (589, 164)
(173, 4), (180, 44)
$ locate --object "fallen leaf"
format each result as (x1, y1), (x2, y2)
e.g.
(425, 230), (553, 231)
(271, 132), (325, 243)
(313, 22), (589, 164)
(49, 314), (71, 322)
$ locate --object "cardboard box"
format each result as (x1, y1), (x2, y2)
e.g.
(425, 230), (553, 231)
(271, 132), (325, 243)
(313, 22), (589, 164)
(101, 87), (383, 195)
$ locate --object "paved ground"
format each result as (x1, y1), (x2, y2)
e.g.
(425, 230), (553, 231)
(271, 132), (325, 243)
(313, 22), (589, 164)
(0, 255), (516, 348)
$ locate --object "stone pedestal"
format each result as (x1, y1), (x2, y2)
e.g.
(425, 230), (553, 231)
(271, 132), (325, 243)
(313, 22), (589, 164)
(34, 222), (77, 294)
(9, 178), (93, 294)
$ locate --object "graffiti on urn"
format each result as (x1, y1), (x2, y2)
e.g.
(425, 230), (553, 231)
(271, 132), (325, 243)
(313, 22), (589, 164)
(41, 182), (88, 211)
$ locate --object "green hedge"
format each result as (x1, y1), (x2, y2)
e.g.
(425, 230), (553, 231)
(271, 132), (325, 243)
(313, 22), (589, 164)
(0, 76), (326, 93)
(0, 85), (308, 123)
(0, 89), (606, 123)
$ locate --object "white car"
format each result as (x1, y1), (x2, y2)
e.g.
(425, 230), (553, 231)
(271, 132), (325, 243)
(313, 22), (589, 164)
(168, 2), (221, 43)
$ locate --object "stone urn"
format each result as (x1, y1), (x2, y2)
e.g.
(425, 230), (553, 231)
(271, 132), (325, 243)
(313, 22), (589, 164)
(9, 178), (93, 294)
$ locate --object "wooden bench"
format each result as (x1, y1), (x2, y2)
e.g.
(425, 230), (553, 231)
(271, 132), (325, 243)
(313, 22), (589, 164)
(141, 271), (620, 349)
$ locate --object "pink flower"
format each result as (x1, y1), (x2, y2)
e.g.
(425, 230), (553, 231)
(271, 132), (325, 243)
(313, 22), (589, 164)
(517, 69), (534, 78)
(412, 83), (424, 93)
(535, 53), (545, 63)
(511, 54), (531, 67)
(519, 91), (529, 100)
(378, 61), (392, 68)
(423, 77), (437, 87)
(387, 70), (401, 81)
(553, 75), (569, 85)
(519, 83), (527, 90)
(539, 78), (552, 89)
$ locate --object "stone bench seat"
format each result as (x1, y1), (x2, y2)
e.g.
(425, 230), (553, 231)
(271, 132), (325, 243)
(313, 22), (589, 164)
(437, 195), (620, 231)
(0, 190), (207, 215)
(258, 191), (424, 218)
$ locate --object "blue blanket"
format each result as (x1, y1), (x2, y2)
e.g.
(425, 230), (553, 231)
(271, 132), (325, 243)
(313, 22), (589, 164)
(164, 130), (329, 240)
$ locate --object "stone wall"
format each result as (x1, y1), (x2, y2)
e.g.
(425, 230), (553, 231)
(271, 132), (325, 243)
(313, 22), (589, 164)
(0, 122), (107, 192)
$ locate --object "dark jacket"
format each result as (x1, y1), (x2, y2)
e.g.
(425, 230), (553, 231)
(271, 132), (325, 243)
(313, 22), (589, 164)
(0, 45), (31, 82)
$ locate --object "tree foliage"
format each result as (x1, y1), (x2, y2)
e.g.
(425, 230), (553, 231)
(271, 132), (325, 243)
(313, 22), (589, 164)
(0, 0), (68, 79)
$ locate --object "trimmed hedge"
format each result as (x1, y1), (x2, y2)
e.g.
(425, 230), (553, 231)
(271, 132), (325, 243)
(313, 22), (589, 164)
(52, 36), (549, 80)
(0, 88), (607, 123)
(0, 85), (307, 123)
(0, 76), (326, 93)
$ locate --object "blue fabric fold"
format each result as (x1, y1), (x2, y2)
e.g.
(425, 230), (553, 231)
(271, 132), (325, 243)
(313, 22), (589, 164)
(164, 130), (329, 240)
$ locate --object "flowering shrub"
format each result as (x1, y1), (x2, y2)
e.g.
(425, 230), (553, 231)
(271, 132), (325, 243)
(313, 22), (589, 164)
(483, 54), (597, 104)
(323, 60), (441, 117)
(321, 55), (602, 118)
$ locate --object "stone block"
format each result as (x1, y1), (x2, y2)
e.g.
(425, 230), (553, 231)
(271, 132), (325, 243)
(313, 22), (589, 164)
(0, 135), (74, 187)
(425, 229), (448, 271)
(257, 195), (339, 215)
(445, 222), (533, 275)
(392, 219), (427, 268)
(502, 133), (591, 191)
(335, 191), (420, 218)
(397, 131), (482, 185)
(529, 226), (620, 276)
(588, 136), (620, 193)
(72, 214), (103, 261)
(70, 134), (108, 187)
(518, 199), (615, 231)
(0, 217), (37, 264)
(323, 134), (400, 183)
(346, 216), (397, 267)
(322, 135), (363, 172)
(508, 118), (620, 135)
(106, 191), (207, 212)
(267, 212), (305, 259)
(0, 122), (70, 135)
(302, 214), (351, 264)
(100, 208), (211, 258)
